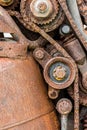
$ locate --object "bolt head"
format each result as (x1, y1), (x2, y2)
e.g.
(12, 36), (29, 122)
(56, 98), (72, 115)
(30, 0), (53, 18)
(59, 24), (71, 35)
(37, 2), (48, 13)
(35, 49), (44, 59)
(53, 66), (66, 80)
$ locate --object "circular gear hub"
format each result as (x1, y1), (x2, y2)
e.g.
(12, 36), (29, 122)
(20, 0), (64, 32)
(24, 0), (59, 25)
(30, 0), (53, 18)
(56, 98), (72, 115)
(43, 57), (76, 90)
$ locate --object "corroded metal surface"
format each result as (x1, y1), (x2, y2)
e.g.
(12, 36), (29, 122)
(43, 57), (76, 89)
(77, 0), (87, 24)
(20, 0), (64, 32)
(56, 98), (72, 130)
(0, 56), (59, 130)
(0, 0), (87, 130)
(58, 0), (87, 50)
(0, 6), (60, 130)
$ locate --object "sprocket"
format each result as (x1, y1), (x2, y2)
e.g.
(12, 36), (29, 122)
(20, 0), (64, 32)
(25, 0), (59, 25)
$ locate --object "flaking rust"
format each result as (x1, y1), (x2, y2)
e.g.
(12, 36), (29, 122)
(0, 6), (59, 130)
(0, 0), (87, 130)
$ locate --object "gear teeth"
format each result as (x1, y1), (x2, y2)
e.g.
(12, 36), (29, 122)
(29, 0), (59, 25)
(20, 0), (64, 32)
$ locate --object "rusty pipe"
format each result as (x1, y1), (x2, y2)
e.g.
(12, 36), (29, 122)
(66, 0), (87, 42)
(64, 38), (87, 91)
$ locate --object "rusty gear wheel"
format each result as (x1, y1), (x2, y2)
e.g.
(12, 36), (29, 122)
(0, 0), (20, 10)
(24, 0), (59, 25)
(20, 0), (64, 32)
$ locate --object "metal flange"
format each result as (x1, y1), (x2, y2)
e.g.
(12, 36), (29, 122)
(43, 57), (76, 89)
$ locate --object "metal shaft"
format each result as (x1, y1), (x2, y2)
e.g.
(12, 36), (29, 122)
(61, 115), (68, 130)
(66, 0), (87, 41)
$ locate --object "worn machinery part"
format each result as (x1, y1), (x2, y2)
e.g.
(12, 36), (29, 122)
(59, 24), (72, 36)
(33, 45), (79, 130)
(33, 48), (60, 99)
(34, 48), (60, 99)
(66, 0), (87, 46)
(0, 0), (19, 10)
(77, 0), (87, 25)
(0, 54), (60, 130)
(0, 2), (81, 130)
(20, 0), (64, 32)
(56, 98), (72, 115)
(64, 38), (87, 91)
(56, 98), (72, 130)
(7, 3), (79, 129)
(33, 48), (74, 90)
(27, 0), (59, 25)
(0, 7), (50, 50)
(0, 6), (29, 44)
(0, 6), (60, 129)
(48, 86), (60, 99)
(45, 44), (63, 57)
(43, 57), (76, 90)
(64, 38), (86, 65)
(33, 47), (52, 68)
(0, 41), (28, 58)
(29, 18), (79, 129)
(58, 0), (87, 50)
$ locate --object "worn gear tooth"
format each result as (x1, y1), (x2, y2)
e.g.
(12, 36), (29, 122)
(22, 0), (59, 25)
(20, 0), (64, 32)
(30, 0), (59, 25)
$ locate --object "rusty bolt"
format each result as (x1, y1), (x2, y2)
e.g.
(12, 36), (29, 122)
(34, 49), (44, 59)
(30, 0), (53, 18)
(59, 24), (71, 35)
(56, 98), (72, 130)
(0, 0), (13, 6)
(53, 66), (66, 81)
(37, 2), (48, 13)
(56, 98), (72, 115)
